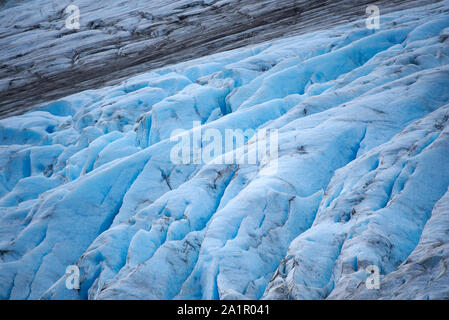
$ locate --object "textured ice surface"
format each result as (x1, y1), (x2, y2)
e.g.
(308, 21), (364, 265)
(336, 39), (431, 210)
(1, 1), (449, 300)
(1, 0), (437, 118)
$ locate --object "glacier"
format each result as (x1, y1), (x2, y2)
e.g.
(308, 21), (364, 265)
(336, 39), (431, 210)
(0, 1), (449, 300)
(1, 0), (435, 118)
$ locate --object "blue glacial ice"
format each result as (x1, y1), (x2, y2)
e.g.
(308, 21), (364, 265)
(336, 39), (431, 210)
(1, 1), (449, 300)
